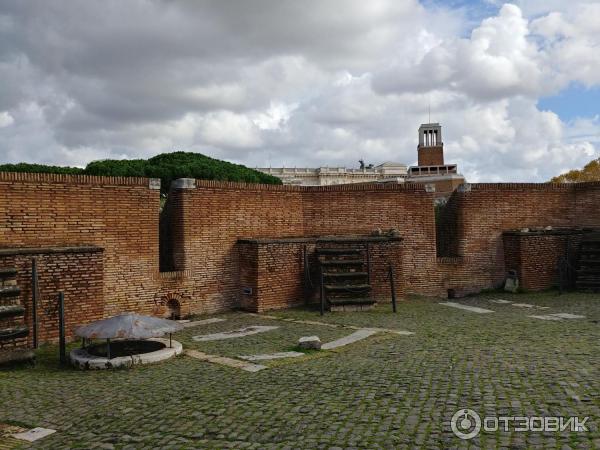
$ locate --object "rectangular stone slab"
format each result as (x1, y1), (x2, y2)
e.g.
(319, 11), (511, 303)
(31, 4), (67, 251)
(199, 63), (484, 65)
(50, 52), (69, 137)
(321, 329), (379, 350)
(348, 326), (414, 335)
(12, 428), (56, 442)
(238, 351), (305, 361)
(181, 318), (225, 328)
(529, 315), (563, 321)
(439, 302), (494, 314)
(549, 313), (586, 319)
(192, 325), (278, 341)
(186, 349), (267, 372)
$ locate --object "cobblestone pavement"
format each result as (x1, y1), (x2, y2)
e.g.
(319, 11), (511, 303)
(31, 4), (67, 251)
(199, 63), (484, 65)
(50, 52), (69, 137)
(1, 291), (599, 449)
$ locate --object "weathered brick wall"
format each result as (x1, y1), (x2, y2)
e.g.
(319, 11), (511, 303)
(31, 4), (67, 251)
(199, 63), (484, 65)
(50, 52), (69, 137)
(504, 233), (566, 291)
(418, 146), (444, 166)
(302, 184), (438, 295)
(436, 183), (600, 295)
(238, 242), (260, 311)
(0, 172), (162, 326)
(503, 231), (587, 291)
(171, 181), (438, 312)
(368, 240), (403, 301)
(237, 238), (402, 312)
(171, 180), (306, 314)
(183, 180), (600, 304)
(241, 241), (310, 312)
(574, 182), (600, 227)
(0, 247), (104, 346)
(2, 171), (600, 343)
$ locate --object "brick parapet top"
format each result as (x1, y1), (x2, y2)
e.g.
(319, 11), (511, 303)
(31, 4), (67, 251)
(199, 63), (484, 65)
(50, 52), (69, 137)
(0, 245), (104, 256)
(463, 181), (600, 191)
(0, 171), (154, 187)
(5, 171), (599, 193)
(237, 235), (403, 245)
(502, 227), (593, 237)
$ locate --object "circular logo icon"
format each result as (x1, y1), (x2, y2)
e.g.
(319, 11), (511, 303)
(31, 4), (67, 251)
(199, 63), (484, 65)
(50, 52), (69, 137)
(451, 408), (481, 440)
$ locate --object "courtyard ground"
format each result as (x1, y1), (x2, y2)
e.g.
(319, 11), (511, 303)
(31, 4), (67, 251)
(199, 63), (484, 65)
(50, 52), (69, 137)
(1, 291), (599, 449)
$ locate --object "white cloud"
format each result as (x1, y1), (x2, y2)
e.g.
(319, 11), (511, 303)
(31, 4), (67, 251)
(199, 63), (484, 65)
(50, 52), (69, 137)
(531, 3), (600, 87)
(198, 111), (263, 150)
(0, 1), (598, 182)
(252, 102), (297, 131)
(373, 4), (549, 99)
(0, 111), (14, 127)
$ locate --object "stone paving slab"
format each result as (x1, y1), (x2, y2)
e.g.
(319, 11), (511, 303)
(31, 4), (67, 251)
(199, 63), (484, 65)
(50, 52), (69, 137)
(253, 313), (415, 335)
(550, 313), (586, 319)
(348, 326), (414, 336)
(238, 351), (305, 361)
(192, 325), (279, 341)
(529, 314), (564, 321)
(530, 313), (587, 321)
(248, 313), (340, 328)
(439, 302), (494, 314)
(181, 317), (226, 328)
(321, 329), (379, 350)
(12, 427), (56, 442)
(185, 349), (267, 372)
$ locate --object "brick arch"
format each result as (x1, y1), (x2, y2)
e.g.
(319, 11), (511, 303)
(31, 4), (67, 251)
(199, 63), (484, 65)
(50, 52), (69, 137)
(152, 292), (191, 319)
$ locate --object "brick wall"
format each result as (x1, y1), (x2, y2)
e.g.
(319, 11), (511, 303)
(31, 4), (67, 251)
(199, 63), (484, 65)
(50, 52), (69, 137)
(301, 184), (438, 295)
(418, 146), (444, 166)
(502, 231), (586, 291)
(167, 180), (306, 315)
(368, 240), (403, 300)
(436, 183), (600, 295)
(0, 247), (103, 346)
(238, 240), (310, 312)
(0, 173), (168, 344)
(169, 181), (438, 312)
(574, 182), (600, 227)
(2, 171), (600, 344)
(237, 238), (402, 312)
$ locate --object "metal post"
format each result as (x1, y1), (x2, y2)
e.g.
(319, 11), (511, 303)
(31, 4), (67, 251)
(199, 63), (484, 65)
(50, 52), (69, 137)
(169, 333), (172, 348)
(389, 264), (397, 313)
(106, 339), (111, 360)
(320, 266), (325, 316)
(58, 292), (66, 364)
(31, 258), (38, 349)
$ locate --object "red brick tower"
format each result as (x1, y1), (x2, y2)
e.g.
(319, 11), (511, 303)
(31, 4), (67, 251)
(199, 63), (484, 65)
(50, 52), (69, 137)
(417, 123), (444, 166)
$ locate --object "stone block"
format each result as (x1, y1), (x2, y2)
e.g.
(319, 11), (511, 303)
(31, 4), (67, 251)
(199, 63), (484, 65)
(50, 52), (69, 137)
(298, 336), (321, 350)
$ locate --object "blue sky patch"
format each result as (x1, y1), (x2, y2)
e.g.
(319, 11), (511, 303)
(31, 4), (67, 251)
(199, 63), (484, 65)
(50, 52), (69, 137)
(538, 84), (600, 122)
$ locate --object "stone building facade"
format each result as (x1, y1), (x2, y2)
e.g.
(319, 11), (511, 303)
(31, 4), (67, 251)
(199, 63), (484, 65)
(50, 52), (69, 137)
(257, 123), (465, 198)
(257, 162), (408, 186)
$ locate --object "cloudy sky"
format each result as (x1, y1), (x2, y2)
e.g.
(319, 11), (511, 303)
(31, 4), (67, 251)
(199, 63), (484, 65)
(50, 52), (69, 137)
(0, 0), (598, 182)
